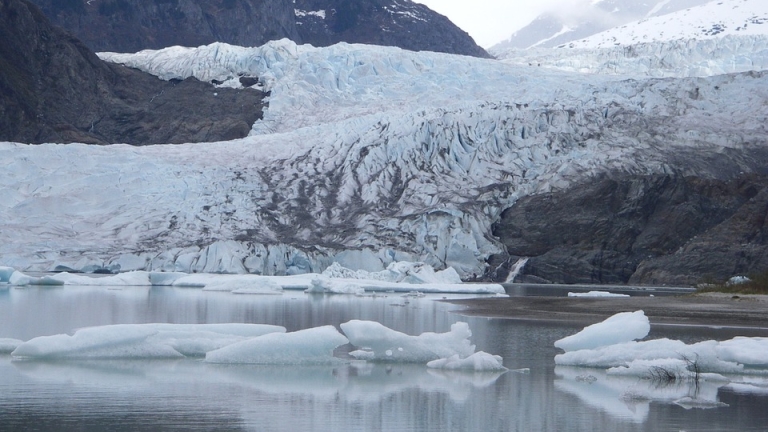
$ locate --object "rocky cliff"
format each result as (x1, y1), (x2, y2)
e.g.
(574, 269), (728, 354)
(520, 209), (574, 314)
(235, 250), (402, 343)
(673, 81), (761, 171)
(0, 0), (265, 144)
(490, 170), (768, 286)
(28, 0), (489, 57)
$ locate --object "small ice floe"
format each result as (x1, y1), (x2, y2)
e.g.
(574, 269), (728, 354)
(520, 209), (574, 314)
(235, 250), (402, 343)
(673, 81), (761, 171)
(427, 352), (507, 372)
(0, 338), (24, 354)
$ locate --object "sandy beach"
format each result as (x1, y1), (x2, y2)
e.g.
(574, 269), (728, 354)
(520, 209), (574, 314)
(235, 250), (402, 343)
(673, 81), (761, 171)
(449, 293), (768, 328)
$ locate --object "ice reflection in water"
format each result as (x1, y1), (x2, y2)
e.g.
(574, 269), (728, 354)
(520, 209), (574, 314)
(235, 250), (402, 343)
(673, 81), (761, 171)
(1, 286), (768, 431)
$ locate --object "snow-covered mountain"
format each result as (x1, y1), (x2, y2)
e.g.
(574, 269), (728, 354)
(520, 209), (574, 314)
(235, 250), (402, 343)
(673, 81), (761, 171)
(491, 0), (711, 51)
(2, 39), (767, 283)
(493, 0), (768, 79)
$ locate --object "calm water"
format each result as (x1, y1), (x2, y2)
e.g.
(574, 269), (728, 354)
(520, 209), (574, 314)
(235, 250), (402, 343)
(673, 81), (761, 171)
(1, 285), (767, 432)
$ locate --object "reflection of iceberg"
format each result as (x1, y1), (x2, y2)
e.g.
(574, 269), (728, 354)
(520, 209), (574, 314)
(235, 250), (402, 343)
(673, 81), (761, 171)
(554, 366), (726, 422)
(11, 323), (286, 359)
(8, 358), (504, 404)
(427, 352), (507, 371)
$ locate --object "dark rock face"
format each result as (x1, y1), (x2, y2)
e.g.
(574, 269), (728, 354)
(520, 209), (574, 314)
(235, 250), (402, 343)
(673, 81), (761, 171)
(294, 0), (490, 58)
(28, 0), (300, 53)
(0, 0), (265, 144)
(28, 0), (489, 58)
(490, 172), (768, 286)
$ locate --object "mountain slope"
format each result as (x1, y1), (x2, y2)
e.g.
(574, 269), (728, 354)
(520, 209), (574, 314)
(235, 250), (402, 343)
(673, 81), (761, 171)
(0, 0), (265, 144)
(565, 0), (768, 49)
(293, 0), (489, 58)
(28, 0), (489, 57)
(491, 0), (710, 51)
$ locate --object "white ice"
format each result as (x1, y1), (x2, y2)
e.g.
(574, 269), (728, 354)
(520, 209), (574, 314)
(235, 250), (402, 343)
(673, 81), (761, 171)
(11, 323), (286, 360)
(342, 320), (476, 363)
(205, 325), (348, 365)
(567, 291), (630, 298)
(427, 352), (507, 372)
(554, 311), (650, 352)
(554, 311), (768, 376)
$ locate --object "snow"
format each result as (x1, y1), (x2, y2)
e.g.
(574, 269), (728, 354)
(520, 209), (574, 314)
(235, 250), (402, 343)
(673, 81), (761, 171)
(554, 311), (650, 352)
(567, 0), (768, 49)
(567, 291), (630, 298)
(427, 352), (507, 371)
(11, 324), (286, 360)
(205, 326), (348, 365)
(341, 320), (476, 363)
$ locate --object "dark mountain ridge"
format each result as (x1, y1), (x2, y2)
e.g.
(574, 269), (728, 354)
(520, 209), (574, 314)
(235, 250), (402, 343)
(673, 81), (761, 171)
(0, 0), (265, 144)
(28, 0), (489, 57)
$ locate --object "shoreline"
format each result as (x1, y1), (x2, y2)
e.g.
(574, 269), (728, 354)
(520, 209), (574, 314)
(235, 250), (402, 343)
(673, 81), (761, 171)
(447, 293), (768, 329)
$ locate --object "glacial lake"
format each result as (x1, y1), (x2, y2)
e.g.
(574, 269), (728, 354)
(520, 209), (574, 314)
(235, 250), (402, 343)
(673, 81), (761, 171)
(1, 284), (768, 431)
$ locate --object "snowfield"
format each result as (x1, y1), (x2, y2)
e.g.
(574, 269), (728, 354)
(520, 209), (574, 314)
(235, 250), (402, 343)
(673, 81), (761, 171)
(2, 37), (768, 277)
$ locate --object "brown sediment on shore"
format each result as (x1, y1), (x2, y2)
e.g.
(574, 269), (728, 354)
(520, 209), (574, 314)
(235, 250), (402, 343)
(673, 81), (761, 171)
(447, 293), (768, 328)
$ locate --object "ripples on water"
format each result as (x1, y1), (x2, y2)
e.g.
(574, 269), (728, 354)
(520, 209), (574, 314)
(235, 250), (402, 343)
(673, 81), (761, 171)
(1, 286), (767, 431)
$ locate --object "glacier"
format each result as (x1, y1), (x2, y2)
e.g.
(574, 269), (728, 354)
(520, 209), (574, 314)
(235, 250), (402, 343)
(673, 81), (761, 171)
(2, 40), (768, 277)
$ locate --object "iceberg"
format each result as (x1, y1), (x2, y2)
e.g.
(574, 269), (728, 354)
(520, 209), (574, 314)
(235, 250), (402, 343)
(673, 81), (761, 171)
(0, 266), (14, 283)
(11, 323), (286, 360)
(0, 338), (23, 354)
(427, 352), (507, 372)
(341, 320), (475, 363)
(554, 311), (650, 352)
(205, 326), (348, 365)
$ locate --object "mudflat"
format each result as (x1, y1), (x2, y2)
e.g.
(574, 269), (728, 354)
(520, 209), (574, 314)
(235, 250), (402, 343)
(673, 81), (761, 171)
(448, 293), (768, 328)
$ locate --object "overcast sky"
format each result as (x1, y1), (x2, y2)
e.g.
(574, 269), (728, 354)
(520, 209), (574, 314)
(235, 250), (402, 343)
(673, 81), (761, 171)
(413, 0), (568, 48)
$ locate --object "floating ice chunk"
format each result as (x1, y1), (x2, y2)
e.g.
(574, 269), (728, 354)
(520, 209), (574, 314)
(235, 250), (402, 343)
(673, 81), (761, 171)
(716, 337), (768, 366)
(11, 324), (285, 360)
(40, 271), (152, 286)
(607, 358), (729, 383)
(306, 276), (365, 295)
(674, 397), (728, 410)
(427, 352), (507, 371)
(341, 321), (475, 363)
(0, 338), (24, 354)
(555, 311), (650, 352)
(204, 278), (283, 294)
(9, 271), (44, 286)
(556, 338), (747, 375)
(567, 291), (630, 298)
(205, 326), (348, 364)
(321, 261), (463, 285)
(148, 272), (188, 286)
(0, 266), (14, 283)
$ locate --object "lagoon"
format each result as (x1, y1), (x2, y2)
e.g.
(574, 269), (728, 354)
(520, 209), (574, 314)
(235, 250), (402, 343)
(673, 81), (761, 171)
(1, 285), (767, 431)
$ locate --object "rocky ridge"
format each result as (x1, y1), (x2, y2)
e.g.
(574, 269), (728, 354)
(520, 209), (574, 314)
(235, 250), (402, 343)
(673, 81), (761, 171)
(0, 0), (265, 144)
(28, 0), (488, 57)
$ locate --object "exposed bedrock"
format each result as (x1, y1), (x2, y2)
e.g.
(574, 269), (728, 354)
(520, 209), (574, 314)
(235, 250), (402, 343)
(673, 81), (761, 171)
(490, 165), (768, 286)
(0, 0), (265, 144)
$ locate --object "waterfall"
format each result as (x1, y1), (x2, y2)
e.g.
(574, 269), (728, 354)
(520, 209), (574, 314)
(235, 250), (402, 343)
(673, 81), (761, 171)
(505, 257), (529, 283)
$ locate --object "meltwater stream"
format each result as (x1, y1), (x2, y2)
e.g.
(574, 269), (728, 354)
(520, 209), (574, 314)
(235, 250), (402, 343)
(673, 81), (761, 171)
(1, 285), (767, 431)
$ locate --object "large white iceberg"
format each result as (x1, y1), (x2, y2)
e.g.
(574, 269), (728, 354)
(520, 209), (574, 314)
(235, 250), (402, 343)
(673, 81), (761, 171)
(341, 320), (476, 362)
(11, 323), (286, 360)
(554, 311), (768, 376)
(554, 310), (650, 352)
(205, 325), (348, 365)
